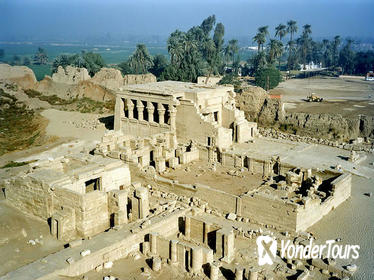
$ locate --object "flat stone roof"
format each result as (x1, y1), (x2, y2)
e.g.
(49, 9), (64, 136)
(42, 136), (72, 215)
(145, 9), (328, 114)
(21, 154), (124, 185)
(119, 80), (232, 97)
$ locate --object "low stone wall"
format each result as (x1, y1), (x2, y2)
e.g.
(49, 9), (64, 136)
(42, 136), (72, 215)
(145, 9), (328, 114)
(296, 173), (351, 231)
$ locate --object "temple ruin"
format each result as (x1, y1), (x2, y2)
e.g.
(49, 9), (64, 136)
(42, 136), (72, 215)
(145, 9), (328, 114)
(0, 79), (355, 280)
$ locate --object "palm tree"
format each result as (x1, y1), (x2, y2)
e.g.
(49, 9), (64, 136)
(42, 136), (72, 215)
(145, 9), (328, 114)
(258, 26), (269, 38)
(287, 20), (298, 41)
(275, 24), (287, 42)
(286, 40), (298, 70)
(168, 30), (186, 65)
(253, 32), (266, 52)
(332, 35), (341, 67)
(322, 39), (332, 67)
(302, 24), (312, 36)
(225, 39), (239, 64)
(128, 44), (154, 74)
(267, 39), (283, 66)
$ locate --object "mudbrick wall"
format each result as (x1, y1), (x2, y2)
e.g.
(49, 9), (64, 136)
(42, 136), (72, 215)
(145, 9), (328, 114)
(235, 86), (374, 142)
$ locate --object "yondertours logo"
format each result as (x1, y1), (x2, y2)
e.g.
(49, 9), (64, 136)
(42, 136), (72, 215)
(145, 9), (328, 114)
(256, 235), (277, 265)
(256, 235), (360, 266)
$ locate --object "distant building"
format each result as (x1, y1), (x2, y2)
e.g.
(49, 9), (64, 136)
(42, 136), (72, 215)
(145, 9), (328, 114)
(365, 71), (374, 81)
(300, 61), (323, 71)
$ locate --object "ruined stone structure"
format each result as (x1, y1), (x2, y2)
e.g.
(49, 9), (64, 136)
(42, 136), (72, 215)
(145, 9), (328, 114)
(96, 81), (257, 173)
(0, 79), (356, 280)
(0, 154), (152, 241)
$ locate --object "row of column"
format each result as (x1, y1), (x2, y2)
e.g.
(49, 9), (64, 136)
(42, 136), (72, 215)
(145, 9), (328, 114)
(123, 98), (176, 129)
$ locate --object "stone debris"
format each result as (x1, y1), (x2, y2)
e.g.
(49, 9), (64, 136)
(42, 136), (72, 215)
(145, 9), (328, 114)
(259, 127), (374, 153)
(346, 264), (357, 272)
(80, 250), (91, 257)
(27, 240), (36, 246)
(103, 261), (113, 269)
(103, 276), (117, 280)
(227, 213), (237, 221)
(63, 119), (105, 130)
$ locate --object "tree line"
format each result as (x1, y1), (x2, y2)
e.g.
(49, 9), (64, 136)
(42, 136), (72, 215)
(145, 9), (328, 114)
(247, 21), (374, 76)
(0, 47), (49, 67)
(116, 16), (374, 89)
(2, 15), (373, 89)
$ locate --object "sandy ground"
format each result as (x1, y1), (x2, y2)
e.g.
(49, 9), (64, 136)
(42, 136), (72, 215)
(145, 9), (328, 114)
(310, 173), (374, 280)
(271, 77), (374, 117)
(0, 109), (113, 166)
(0, 197), (65, 276)
(40, 109), (109, 141)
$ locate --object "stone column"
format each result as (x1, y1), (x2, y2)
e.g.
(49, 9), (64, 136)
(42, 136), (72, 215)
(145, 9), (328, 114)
(235, 266), (244, 280)
(217, 110), (222, 125)
(135, 187), (149, 219)
(210, 262), (219, 280)
(169, 105), (177, 130)
(225, 230), (235, 263)
(152, 256), (161, 271)
(203, 222), (211, 245)
(157, 103), (165, 124)
(114, 96), (123, 131)
(216, 228), (235, 263)
(248, 268), (258, 280)
(191, 247), (203, 273)
(185, 217), (191, 238)
(150, 232), (158, 255)
(147, 102), (154, 122)
(127, 99), (134, 119)
(117, 190), (128, 211)
(137, 100), (144, 121)
(170, 240), (178, 263)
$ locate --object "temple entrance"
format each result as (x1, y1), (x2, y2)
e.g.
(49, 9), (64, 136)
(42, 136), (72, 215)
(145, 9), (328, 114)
(85, 177), (101, 193)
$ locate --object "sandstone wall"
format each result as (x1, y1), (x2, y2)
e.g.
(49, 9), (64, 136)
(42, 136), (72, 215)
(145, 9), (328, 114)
(296, 173), (351, 232)
(2, 176), (112, 240)
(4, 176), (52, 220)
(176, 100), (218, 147)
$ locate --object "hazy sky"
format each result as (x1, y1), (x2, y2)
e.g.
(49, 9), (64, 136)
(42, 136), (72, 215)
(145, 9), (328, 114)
(1, 0), (373, 43)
